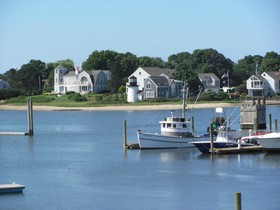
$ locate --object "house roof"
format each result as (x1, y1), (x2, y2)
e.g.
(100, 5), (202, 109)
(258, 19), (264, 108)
(265, 71), (280, 80)
(141, 67), (175, 78)
(198, 73), (219, 81)
(249, 75), (265, 81)
(148, 76), (169, 87)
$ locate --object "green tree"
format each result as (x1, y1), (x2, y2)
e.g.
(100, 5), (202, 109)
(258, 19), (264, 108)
(232, 55), (263, 85)
(174, 63), (202, 94)
(259, 51), (280, 72)
(137, 56), (165, 67)
(167, 52), (191, 68)
(190, 48), (233, 77)
(18, 60), (46, 95)
(82, 50), (118, 70)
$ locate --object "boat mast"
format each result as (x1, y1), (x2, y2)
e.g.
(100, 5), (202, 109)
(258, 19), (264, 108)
(182, 81), (188, 119)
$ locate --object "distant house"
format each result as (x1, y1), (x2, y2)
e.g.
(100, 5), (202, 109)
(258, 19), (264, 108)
(126, 67), (183, 102)
(128, 67), (175, 91)
(261, 71), (280, 95)
(0, 79), (10, 89)
(246, 75), (267, 97)
(198, 73), (220, 93)
(144, 76), (183, 99)
(54, 65), (110, 94)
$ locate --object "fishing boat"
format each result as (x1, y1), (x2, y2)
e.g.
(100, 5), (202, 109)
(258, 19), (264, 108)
(190, 129), (258, 153)
(251, 132), (280, 151)
(137, 84), (204, 149)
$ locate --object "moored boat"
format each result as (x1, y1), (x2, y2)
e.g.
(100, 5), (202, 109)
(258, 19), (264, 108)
(254, 132), (280, 151)
(137, 83), (203, 149)
(190, 129), (258, 153)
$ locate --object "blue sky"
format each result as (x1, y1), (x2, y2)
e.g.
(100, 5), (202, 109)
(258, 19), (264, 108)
(0, 0), (279, 73)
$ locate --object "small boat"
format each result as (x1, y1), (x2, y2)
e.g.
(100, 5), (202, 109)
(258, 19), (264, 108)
(0, 183), (25, 194)
(137, 83), (203, 149)
(190, 129), (258, 153)
(253, 132), (280, 151)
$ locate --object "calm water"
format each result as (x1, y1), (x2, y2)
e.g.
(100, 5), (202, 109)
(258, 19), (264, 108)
(0, 106), (280, 210)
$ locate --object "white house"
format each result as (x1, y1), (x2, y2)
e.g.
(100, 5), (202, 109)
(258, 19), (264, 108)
(126, 67), (178, 102)
(246, 70), (280, 97)
(261, 71), (280, 95)
(54, 65), (110, 94)
(127, 67), (175, 91)
(198, 73), (220, 93)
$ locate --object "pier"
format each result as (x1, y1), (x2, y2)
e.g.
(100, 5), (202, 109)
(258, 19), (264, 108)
(0, 183), (25, 194)
(0, 99), (34, 136)
(213, 145), (263, 154)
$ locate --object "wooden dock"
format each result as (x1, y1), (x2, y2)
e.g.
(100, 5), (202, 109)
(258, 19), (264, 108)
(125, 143), (140, 149)
(0, 132), (28, 135)
(214, 145), (263, 154)
(0, 183), (25, 194)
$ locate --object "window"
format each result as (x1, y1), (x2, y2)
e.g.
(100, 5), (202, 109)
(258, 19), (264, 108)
(81, 77), (88, 84)
(139, 71), (141, 75)
(146, 83), (151, 89)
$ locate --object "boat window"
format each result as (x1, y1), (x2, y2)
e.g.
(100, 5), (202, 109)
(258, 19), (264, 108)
(167, 123), (171, 128)
(162, 123), (166, 128)
(173, 124), (176, 128)
(182, 124), (186, 128)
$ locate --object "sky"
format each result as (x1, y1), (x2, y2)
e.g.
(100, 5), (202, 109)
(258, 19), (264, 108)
(0, 0), (279, 73)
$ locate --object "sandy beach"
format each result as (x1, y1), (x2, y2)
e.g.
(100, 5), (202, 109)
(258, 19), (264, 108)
(0, 100), (279, 111)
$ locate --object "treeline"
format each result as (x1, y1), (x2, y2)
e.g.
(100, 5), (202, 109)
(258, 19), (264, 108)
(0, 49), (280, 99)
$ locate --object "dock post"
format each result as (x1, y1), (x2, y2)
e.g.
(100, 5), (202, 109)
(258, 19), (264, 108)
(234, 192), (242, 210)
(209, 123), (214, 154)
(191, 116), (194, 134)
(268, 114), (272, 132)
(123, 120), (127, 149)
(27, 99), (34, 136)
(275, 119), (278, 132)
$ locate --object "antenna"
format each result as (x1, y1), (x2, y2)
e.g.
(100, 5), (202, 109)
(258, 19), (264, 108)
(255, 61), (259, 75)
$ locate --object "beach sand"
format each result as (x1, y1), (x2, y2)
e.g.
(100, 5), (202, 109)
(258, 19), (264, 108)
(0, 100), (279, 111)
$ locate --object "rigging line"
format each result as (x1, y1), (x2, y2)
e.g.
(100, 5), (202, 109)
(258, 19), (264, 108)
(227, 100), (254, 128)
(143, 113), (161, 127)
(187, 88), (203, 119)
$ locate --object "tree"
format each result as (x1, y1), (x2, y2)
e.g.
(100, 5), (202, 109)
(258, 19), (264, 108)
(18, 60), (46, 95)
(259, 51), (280, 72)
(167, 52), (191, 68)
(232, 55), (263, 85)
(174, 63), (202, 94)
(190, 48), (233, 77)
(137, 56), (165, 67)
(82, 50), (118, 70)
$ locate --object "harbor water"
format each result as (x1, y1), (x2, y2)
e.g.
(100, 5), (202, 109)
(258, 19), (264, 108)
(0, 106), (280, 210)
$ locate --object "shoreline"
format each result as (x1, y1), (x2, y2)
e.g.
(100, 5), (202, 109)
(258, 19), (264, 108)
(0, 100), (279, 111)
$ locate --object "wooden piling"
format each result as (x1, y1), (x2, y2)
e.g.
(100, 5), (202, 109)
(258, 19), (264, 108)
(275, 119), (278, 132)
(268, 114), (272, 132)
(234, 192), (242, 210)
(191, 116), (194, 134)
(123, 120), (127, 149)
(27, 99), (34, 136)
(209, 123), (214, 154)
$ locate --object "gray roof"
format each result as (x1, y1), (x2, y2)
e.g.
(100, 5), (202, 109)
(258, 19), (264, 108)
(149, 76), (169, 87)
(141, 67), (175, 78)
(265, 71), (280, 80)
(198, 73), (219, 81)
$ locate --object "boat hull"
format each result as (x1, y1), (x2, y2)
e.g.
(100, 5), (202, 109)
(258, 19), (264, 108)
(137, 130), (199, 149)
(257, 132), (280, 151)
(191, 141), (255, 153)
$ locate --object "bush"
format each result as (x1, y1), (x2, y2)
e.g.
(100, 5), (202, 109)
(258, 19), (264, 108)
(67, 92), (87, 102)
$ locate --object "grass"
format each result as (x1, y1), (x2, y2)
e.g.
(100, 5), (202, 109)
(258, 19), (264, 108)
(1, 92), (242, 108)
